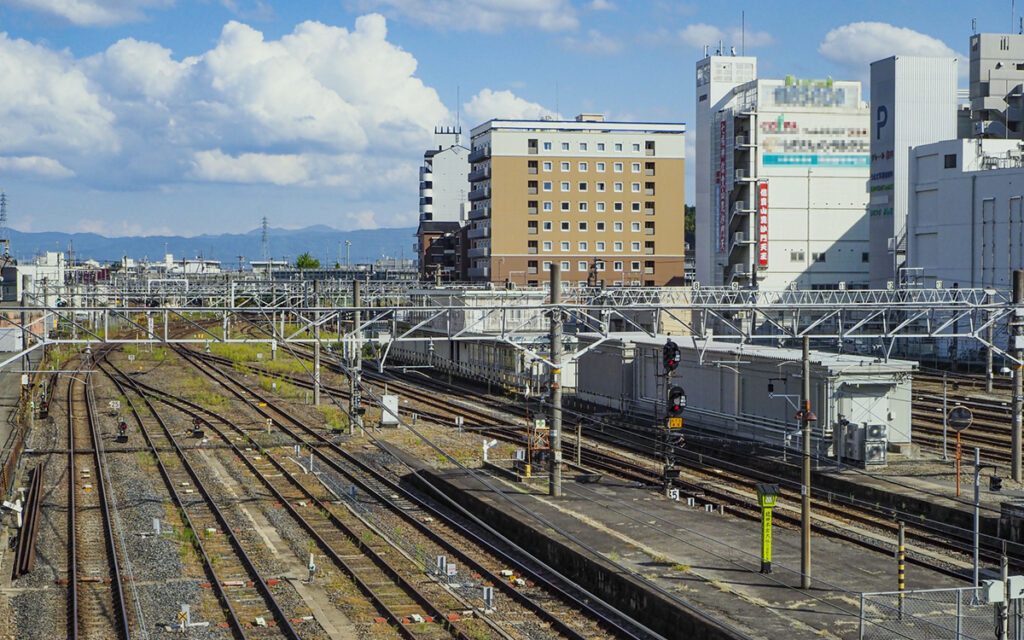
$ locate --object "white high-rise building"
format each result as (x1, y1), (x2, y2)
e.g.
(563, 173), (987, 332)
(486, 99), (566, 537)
(868, 56), (958, 287)
(416, 127), (470, 279)
(696, 54), (871, 289)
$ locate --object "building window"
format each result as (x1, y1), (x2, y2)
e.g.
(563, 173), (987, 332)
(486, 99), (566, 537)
(543, 181), (552, 191)
(561, 181), (570, 191)
(944, 153), (957, 168)
(543, 201), (553, 211)
(578, 182), (588, 192)
(561, 161), (570, 171)
(528, 260), (538, 273)
(579, 161), (588, 172)
(561, 221), (570, 231)
(579, 222), (588, 232)
(632, 143), (640, 151)
(597, 142), (605, 151)
(631, 241), (641, 251)
(614, 261), (623, 271)
(614, 182), (623, 192)
(596, 260), (606, 271)
(561, 260), (571, 270)
(631, 162), (641, 172)
(543, 261), (552, 271)
(614, 143), (622, 151)
(543, 161), (552, 171)
(596, 182), (606, 192)
(561, 142), (570, 150)
(543, 221), (553, 231)
(560, 241), (570, 251)
(631, 202), (641, 212)
(578, 240), (588, 249)
(813, 251), (826, 262)
(613, 221), (623, 231)
(542, 241), (552, 251)
(578, 260), (588, 271)
(579, 202), (588, 212)
(561, 201), (570, 211)
(613, 241), (623, 252)
(596, 162), (606, 172)
(596, 221), (606, 231)
(631, 182), (641, 192)
(543, 141), (552, 150)
(862, 252), (869, 263)
(528, 240), (538, 253)
(528, 199), (538, 213)
(631, 222), (641, 232)
(596, 241), (606, 251)
(614, 162), (623, 172)
(791, 251), (805, 262)
(614, 202), (623, 212)
(631, 261), (641, 271)
(596, 202), (606, 212)
(579, 142), (588, 151)
(528, 220), (538, 233)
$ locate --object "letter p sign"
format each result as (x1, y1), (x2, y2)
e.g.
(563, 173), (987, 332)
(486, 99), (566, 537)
(876, 105), (888, 140)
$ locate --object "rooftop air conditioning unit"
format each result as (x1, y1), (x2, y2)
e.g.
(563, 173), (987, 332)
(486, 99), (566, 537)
(865, 423), (888, 441)
(864, 440), (887, 465)
(733, 264), (747, 276)
(735, 135), (746, 145)
(733, 232), (745, 245)
(735, 169), (747, 180)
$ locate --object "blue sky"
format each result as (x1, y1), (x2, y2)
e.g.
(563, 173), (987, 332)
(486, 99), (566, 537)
(0, 0), (1013, 238)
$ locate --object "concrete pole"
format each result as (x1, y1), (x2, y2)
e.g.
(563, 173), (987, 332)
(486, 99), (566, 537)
(313, 279), (321, 407)
(350, 279), (363, 434)
(987, 290), (995, 394)
(549, 264), (563, 498)
(801, 335), (811, 589)
(20, 275), (31, 372)
(974, 446), (982, 589)
(1013, 270), (1023, 483)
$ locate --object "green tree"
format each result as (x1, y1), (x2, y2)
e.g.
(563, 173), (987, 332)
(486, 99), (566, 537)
(684, 204), (695, 247)
(295, 252), (320, 270)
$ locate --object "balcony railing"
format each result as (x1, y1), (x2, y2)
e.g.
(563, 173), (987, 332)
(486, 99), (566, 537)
(468, 146), (490, 162)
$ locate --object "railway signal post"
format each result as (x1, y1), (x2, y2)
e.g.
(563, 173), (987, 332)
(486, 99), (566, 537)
(549, 264), (563, 498)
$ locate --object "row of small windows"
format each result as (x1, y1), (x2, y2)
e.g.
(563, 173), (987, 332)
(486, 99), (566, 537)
(530, 160), (654, 173)
(529, 220), (652, 232)
(529, 260), (653, 272)
(528, 139), (657, 155)
(531, 181), (654, 193)
(532, 240), (647, 252)
(531, 201), (655, 213)
(788, 251), (871, 263)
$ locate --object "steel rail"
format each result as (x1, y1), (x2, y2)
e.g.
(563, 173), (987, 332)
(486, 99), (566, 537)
(104, 358), (464, 640)
(98, 360), (298, 639)
(175, 346), (659, 640)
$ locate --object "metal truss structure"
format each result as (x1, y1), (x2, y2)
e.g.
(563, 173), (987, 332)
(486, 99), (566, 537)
(1, 276), (1014, 371)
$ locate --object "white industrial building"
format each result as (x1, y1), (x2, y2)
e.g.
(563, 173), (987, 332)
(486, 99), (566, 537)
(695, 53), (871, 290)
(418, 127), (470, 225)
(868, 56), (958, 288)
(906, 137), (1024, 288)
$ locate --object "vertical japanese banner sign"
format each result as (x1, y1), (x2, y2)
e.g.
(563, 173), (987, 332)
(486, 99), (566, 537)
(758, 182), (769, 266)
(718, 121), (727, 253)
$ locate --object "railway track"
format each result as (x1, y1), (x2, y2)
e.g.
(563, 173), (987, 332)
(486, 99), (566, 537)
(169, 345), (662, 640)
(66, 358), (131, 640)
(99, 358), (300, 639)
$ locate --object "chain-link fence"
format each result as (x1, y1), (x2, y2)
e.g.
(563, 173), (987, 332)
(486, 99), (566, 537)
(860, 587), (994, 640)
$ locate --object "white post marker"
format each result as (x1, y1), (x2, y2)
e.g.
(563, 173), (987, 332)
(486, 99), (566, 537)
(483, 439), (498, 462)
(266, 418), (273, 434)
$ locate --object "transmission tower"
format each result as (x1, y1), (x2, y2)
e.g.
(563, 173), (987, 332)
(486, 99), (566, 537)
(261, 215), (269, 262)
(0, 190), (9, 256)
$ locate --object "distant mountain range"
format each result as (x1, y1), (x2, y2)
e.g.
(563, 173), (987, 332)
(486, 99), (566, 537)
(6, 225), (418, 267)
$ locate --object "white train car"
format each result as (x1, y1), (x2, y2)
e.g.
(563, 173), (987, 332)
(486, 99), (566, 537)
(388, 331), (577, 395)
(575, 333), (916, 464)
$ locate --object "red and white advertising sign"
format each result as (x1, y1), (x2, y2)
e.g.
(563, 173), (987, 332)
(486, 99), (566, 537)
(718, 121), (727, 253)
(757, 182), (768, 267)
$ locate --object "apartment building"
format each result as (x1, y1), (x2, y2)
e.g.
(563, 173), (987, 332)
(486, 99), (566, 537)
(416, 126), (469, 280)
(465, 115), (687, 286)
(696, 54), (871, 290)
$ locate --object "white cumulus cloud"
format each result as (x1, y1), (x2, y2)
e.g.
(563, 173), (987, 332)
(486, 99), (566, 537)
(818, 22), (964, 78)
(0, 156), (75, 178)
(6, 0), (174, 26)
(349, 0), (578, 32)
(679, 22), (773, 50)
(463, 89), (558, 124)
(588, 0), (616, 9)
(562, 29), (622, 55)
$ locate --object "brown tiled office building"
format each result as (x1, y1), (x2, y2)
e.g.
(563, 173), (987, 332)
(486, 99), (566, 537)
(466, 115), (686, 286)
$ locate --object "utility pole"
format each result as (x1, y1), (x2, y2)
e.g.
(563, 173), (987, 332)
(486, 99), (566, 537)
(350, 279), (362, 434)
(987, 290), (995, 394)
(801, 335), (812, 589)
(549, 264), (563, 497)
(313, 279), (321, 407)
(1013, 269), (1023, 483)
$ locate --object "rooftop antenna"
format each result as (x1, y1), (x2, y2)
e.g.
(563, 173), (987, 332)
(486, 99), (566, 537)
(0, 190), (9, 257)
(456, 85), (460, 133)
(555, 81), (560, 119)
(972, 17), (977, 34)
(742, 10), (745, 55)
(261, 215), (269, 262)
